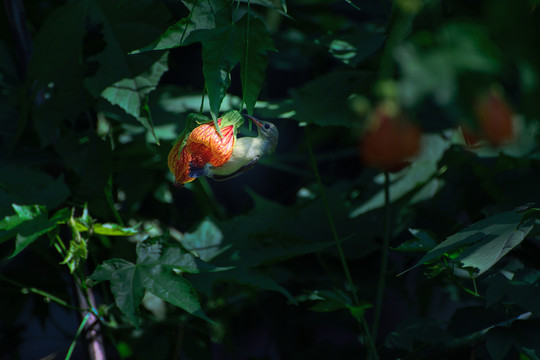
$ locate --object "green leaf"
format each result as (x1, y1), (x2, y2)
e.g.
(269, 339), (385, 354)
(61, 238), (88, 274)
(458, 218), (534, 276)
(393, 228), (438, 252)
(101, 52), (169, 144)
(321, 26), (385, 67)
(351, 134), (450, 217)
(90, 237), (220, 325)
(404, 210), (527, 275)
(181, 219), (225, 261)
(239, 15), (276, 115)
(0, 205), (69, 258)
(75, 221), (139, 236)
(187, 21), (244, 120)
(487, 327), (514, 360)
(90, 258), (145, 326)
(216, 267), (295, 303)
(0, 163), (70, 216)
(388, 317), (452, 352)
(83, 0), (170, 95)
(290, 70), (367, 127)
(26, 1), (87, 146)
(397, 21), (502, 107)
(306, 289), (372, 319)
(136, 0), (229, 52)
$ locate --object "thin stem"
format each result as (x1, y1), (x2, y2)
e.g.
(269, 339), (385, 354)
(361, 314), (380, 360)
(372, 171), (391, 340)
(305, 127), (358, 304)
(75, 282), (107, 360)
(0, 273), (84, 311)
(305, 127), (378, 359)
(199, 85), (206, 114)
(65, 313), (91, 360)
(240, 0), (251, 112)
(179, 0), (198, 45)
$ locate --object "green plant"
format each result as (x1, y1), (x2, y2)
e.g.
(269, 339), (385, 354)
(2, 0), (540, 359)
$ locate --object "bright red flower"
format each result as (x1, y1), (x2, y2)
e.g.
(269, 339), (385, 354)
(168, 111), (244, 186)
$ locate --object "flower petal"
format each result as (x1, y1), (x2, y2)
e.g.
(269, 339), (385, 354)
(187, 119), (236, 167)
(168, 136), (195, 185)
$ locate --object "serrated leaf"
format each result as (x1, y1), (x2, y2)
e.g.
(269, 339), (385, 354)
(458, 219), (534, 276)
(90, 258), (144, 326)
(101, 52), (169, 144)
(239, 16), (276, 115)
(0, 204), (69, 258)
(90, 238), (223, 325)
(136, 0), (229, 52)
(187, 21), (244, 120)
(83, 0), (170, 96)
(403, 210), (526, 275)
(181, 219), (224, 261)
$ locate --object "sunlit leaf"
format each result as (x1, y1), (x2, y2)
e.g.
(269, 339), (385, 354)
(101, 52), (169, 144)
(90, 237), (229, 325)
(321, 27), (385, 67)
(0, 205), (69, 258)
(403, 210), (530, 275)
(458, 218), (534, 276)
(75, 221), (139, 236)
(181, 219), (224, 261)
(136, 0), (229, 52)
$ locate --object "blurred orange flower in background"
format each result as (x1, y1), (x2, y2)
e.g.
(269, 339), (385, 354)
(359, 102), (421, 172)
(473, 87), (515, 146)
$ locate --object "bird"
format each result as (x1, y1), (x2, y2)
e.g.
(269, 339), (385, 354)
(188, 115), (279, 181)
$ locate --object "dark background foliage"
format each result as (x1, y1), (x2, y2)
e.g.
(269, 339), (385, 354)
(2, 0), (540, 359)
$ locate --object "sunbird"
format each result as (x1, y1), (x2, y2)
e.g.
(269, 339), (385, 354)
(189, 115), (279, 181)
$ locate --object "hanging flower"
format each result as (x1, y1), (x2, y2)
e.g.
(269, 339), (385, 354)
(167, 111), (244, 186)
(359, 101), (421, 172)
(474, 87), (515, 146)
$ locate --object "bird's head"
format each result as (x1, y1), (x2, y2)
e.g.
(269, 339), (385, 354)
(245, 115), (279, 154)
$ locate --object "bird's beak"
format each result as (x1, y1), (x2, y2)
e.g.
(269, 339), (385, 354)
(244, 114), (263, 128)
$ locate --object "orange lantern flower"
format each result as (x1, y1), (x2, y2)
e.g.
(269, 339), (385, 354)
(359, 102), (421, 172)
(168, 111), (244, 186)
(474, 87), (515, 146)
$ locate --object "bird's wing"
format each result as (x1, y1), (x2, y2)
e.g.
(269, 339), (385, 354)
(211, 156), (260, 181)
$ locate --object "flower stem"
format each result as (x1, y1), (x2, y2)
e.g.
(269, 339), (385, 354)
(305, 127), (357, 304)
(305, 127), (379, 359)
(372, 171), (391, 340)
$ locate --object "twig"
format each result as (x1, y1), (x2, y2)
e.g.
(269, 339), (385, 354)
(76, 284), (107, 360)
(372, 171), (391, 340)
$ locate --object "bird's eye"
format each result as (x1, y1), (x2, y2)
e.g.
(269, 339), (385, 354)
(264, 123), (271, 130)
